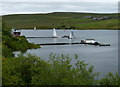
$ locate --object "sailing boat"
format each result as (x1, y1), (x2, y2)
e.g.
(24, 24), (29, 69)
(69, 29), (75, 39)
(53, 28), (58, 38)
(34, 27), (36, 30)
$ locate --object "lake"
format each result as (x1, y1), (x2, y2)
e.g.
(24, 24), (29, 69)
(20, 29), (118, 78)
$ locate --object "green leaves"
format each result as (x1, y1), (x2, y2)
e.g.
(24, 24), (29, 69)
(2, 54), (120, 86)
(98, 72), (120, 85)
(2, 22), (40, 58)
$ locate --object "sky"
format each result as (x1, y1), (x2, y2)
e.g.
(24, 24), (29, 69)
(1, 0), (119, 15)
(1, 0), (120, 2)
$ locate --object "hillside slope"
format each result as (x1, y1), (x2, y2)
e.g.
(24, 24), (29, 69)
(2, 12), (119, 29)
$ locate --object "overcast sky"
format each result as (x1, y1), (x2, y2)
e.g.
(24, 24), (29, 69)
(1, 0), (119, 15)
(2, 0), (119, 2)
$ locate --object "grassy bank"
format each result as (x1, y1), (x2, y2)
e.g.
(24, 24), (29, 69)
(2, 12), (119, 30)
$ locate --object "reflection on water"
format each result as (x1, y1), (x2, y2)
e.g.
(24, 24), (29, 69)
(21, 29), (118, 78)
(53, 38), (57, 43)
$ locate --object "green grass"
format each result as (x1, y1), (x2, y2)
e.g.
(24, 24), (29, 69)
(2, 12), (119, 29)
(75, 19), (118, 29)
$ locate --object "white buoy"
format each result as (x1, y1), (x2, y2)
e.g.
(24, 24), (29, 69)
(53, 28), (57, 37)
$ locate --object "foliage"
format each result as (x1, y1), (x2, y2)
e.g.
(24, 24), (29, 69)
(2, 22), (40, 57)
(98, 72), (120, 85)
(32, 54), (99, 85)
(4, 36), (39, 52)
(2, 54), (50, 85)
(2, 54), (120, 86)
(2, 44), (13, 57)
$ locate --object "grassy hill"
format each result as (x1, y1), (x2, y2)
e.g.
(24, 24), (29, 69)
(2, 12), (119, 30)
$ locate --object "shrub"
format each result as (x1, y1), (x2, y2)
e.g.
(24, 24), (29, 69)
(2, 54), (120, 86)
(2, 22), (40, 57)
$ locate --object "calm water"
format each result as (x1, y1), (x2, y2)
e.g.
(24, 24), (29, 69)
(21, 29), (118, 78)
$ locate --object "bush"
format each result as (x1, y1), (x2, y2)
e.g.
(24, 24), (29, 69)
(2, 54), (99, 85)
(3, 54), (120, 86)
(98, 72), (120, 85)
(2, 54), (49, 85)
(2, 45), (13, 57)
(2, 23), (40, 57)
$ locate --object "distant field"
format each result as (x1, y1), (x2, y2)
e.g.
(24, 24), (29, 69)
(2, 12), (120, 30)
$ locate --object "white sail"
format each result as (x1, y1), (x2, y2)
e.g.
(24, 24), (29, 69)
(53, 28), (57, 37)
(69, 31), (72, 39)
(34, 27), (36, 30)
(69, 29), (74, 39)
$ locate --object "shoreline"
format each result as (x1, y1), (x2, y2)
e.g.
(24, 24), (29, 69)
(20, 29), (119, 30)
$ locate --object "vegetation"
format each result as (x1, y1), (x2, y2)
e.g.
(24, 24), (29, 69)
(2, 22), (40, 58)
(2, 54), (120, 86)
(2, 12), (119, 29)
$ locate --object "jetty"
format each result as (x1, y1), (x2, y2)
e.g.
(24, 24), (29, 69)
(40, 42), (80, 45)
(39, 42), (110, 46)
